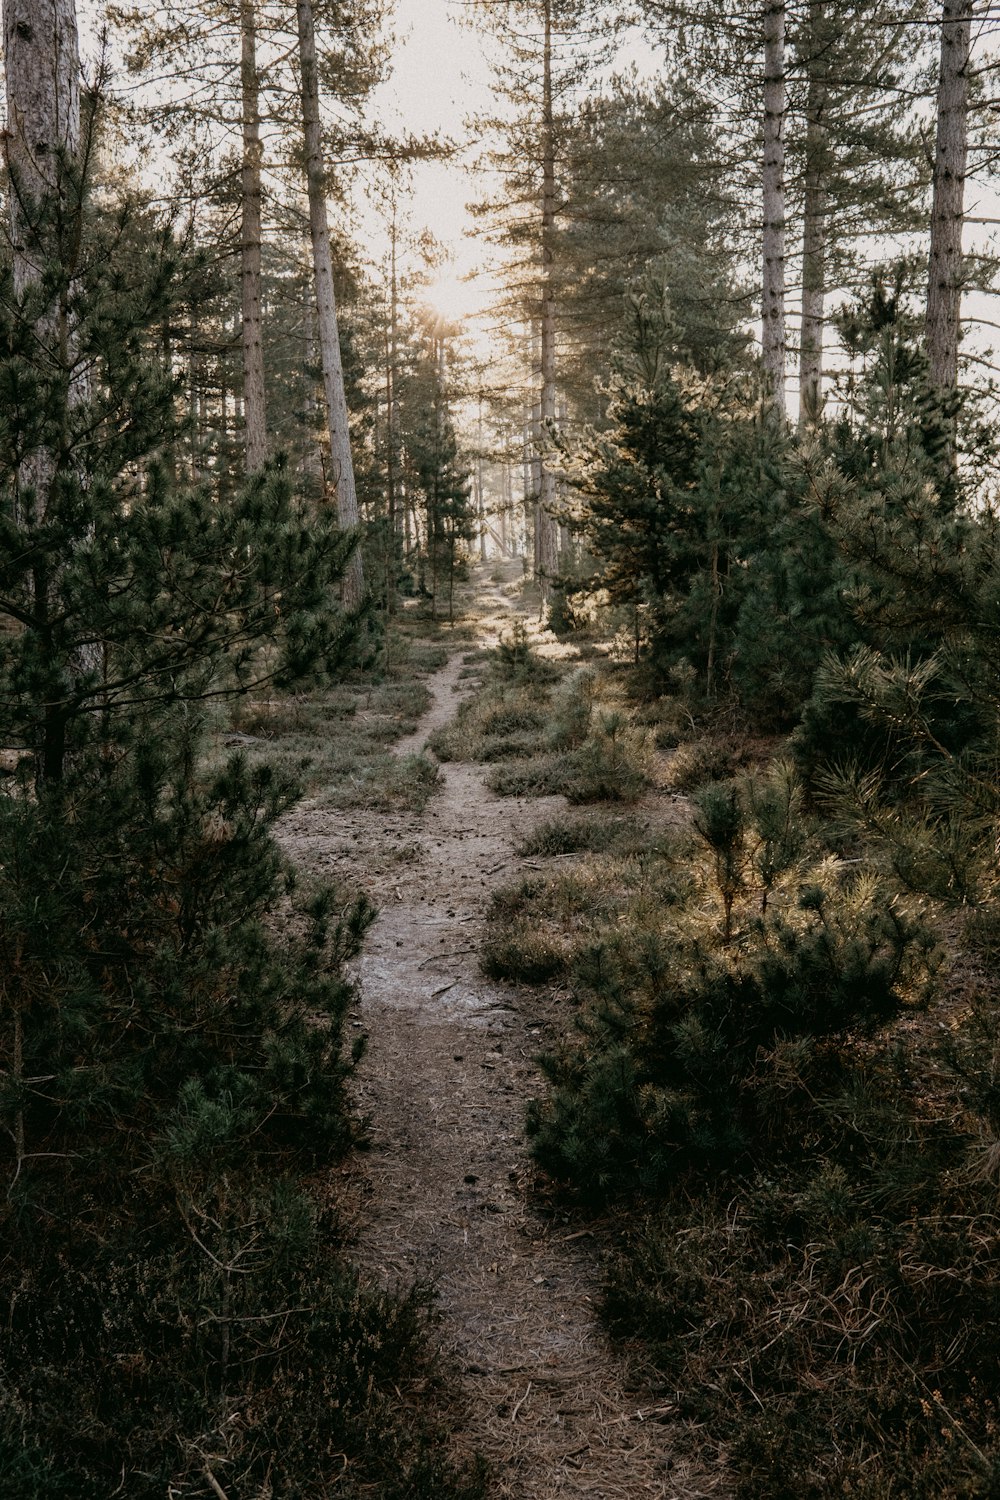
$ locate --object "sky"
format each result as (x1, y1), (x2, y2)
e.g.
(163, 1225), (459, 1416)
(361, 0), (498, 323)
(357, 0), (659, 330)
(17, 1), (1000, 393)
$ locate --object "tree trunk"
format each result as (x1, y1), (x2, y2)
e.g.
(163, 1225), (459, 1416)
(925, 0), (972, 393)
(3, 0), (81, 292)
(501, 450), (512, 555)
(301, 285), (324, 488)
(531, 395), (543, 574)
(761, 0), (787, 416)
(239, 0), (268, 470)
(522, 412), (535, 566)
(295, 0), (364, 609)
(385, 210), (401, 598)
(476, 394), (487, 562)
(3, 0), (82, 524)
(537, 0), (560, 590)
(798, 0), (828, 429)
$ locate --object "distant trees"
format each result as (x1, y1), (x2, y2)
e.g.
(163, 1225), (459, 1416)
(405, 332), (475, 621)
(555, 81), (751, 412)
(109, 0), (396, 605)
(637, 0), (938, 420)
(468, 0), (611, 591)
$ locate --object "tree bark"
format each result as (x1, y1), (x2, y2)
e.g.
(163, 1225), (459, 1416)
(476, 393), (487, 562)
(761, 0), (787, 416)
(385, 209), (401, 594)
(3, 0), (82, 523)
(3, 0), (81, 291)
(295, 0), (364, 610)
(239, 0), (268, 470)
(798, 0), (829, 428)
(300, 285), (325, 488)
(537, 0), (560, 590)
(925, 0), (972, 393)
(523, 412), (535, 565)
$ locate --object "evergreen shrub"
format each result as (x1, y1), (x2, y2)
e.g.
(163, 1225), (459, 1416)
(0, 164), (483, 1496)
(526, 775), (937, 1200)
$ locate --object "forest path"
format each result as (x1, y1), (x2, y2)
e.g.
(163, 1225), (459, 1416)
(279, 581), (721, 1500)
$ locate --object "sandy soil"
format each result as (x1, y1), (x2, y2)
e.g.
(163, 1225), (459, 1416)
(279, 591), (725, 1499)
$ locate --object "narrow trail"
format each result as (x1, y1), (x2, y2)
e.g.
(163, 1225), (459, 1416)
(280, 600), (722, 1500)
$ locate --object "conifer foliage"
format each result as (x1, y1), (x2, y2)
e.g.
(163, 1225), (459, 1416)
(0, 72), (481, 1500)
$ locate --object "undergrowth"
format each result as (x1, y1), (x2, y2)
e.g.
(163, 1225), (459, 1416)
(0, 733), (484, 1498)
(495, 748), (1000, 1496)
(481, 822), (690, 985)
(433, 627), (650, 805)
(226, 621), (449, 812)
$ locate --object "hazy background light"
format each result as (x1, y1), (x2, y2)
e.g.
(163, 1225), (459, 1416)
(359, 0), (496, 320)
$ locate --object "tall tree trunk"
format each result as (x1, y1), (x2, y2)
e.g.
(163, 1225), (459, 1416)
(3, 0), (82, 524)
(301, 285), (324, 489)
(925, 0), (972, 394)
(557, 393), (570, 551)
(531, 395), (543, 575)
(798, 0), (829, 429)
(501, 449), (512, 556)
(4, 0), (98, 782)
(523, 412), (535, 565)
(295, 0), (364, 609)
(385, 210), (400, 598)
(476, 393), (487, 562)
(537, 0), (560, 590)
(240, 0), (268, 470)
(761, 0), (787, 416)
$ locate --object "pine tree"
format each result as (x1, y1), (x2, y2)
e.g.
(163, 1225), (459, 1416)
(0, 58), (483, 1500)
(925, 0), (973, 396)
(637, 0), (937, 420)
(762, 0), (788, 414)
(400, 310), (475, 622)
(467, 0), (612, 594)
(553, 79), (752, 420)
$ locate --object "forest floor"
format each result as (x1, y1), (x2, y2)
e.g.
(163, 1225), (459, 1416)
(278, 567), (727, 1500)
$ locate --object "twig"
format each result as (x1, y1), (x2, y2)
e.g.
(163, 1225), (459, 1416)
(417, 947), (475, 970)
(203, 1464), (229, 1500)
(510, 1381), (532, 1422)
(431, 981), (459, 999)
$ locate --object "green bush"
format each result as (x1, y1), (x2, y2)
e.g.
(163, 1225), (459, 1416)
(428, 684), (548, 762)
(481, 930), (569, 983)
(1, 1181), (487, 1499)
(493, 621), (559, 684)
(528, 867), (936, 1200)
(487, 740), (646, 804)
(602, 1098), (1000, 1499)
(667, 735), (757, 792)
(517, 814), (647, 857)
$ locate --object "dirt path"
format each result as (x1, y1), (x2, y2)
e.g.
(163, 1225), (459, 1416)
(280, 630), (722, 1499)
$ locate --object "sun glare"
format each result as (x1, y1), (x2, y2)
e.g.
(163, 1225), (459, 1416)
(424, 270), (477, 327)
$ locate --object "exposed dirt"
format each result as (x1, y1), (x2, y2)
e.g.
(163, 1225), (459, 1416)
(279, 584), (725, 1499)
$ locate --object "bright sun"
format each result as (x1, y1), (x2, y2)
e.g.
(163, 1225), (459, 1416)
(424, 270), (477, 327)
